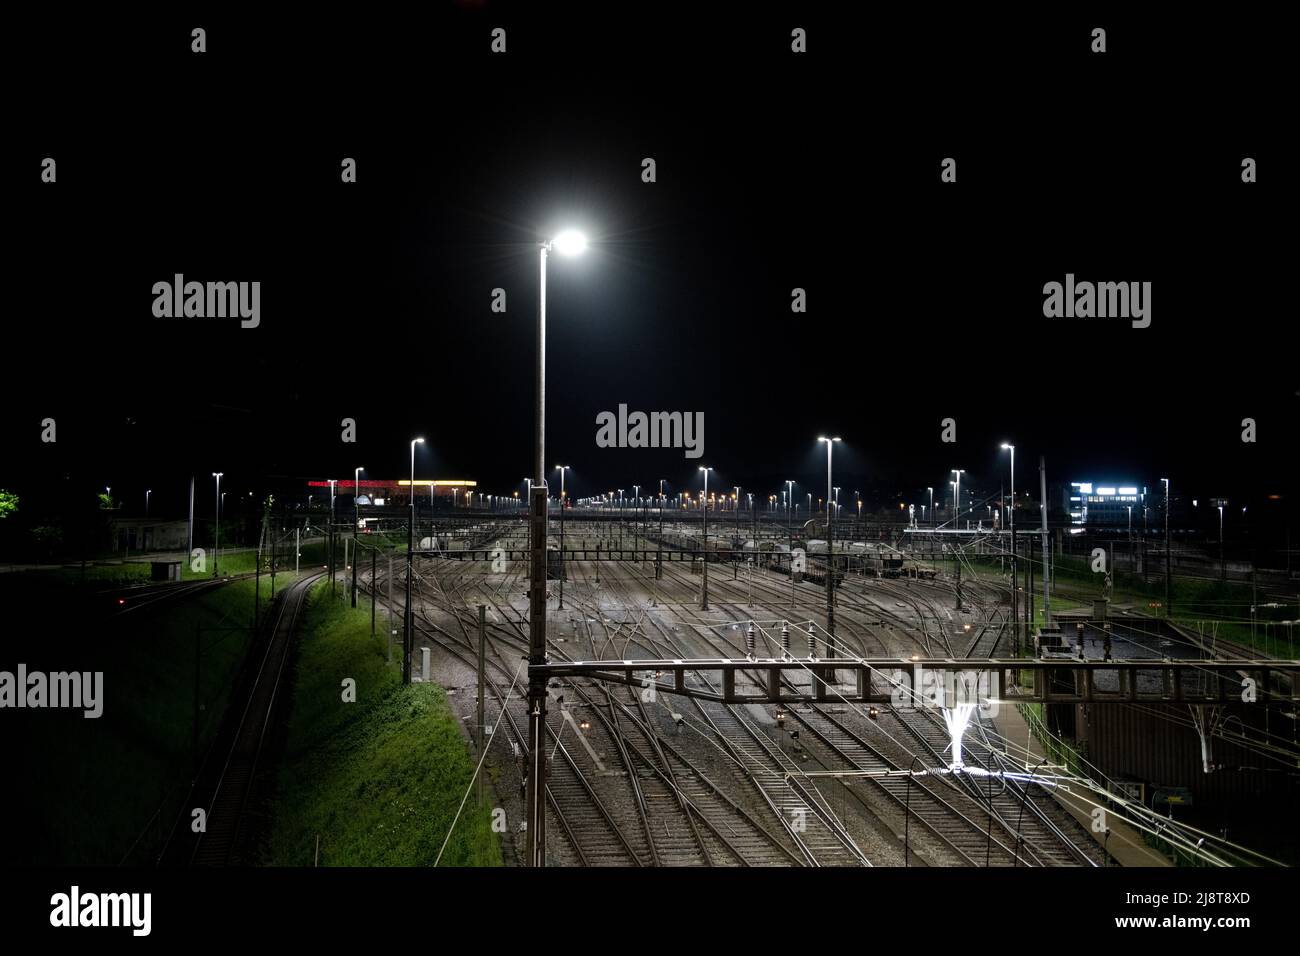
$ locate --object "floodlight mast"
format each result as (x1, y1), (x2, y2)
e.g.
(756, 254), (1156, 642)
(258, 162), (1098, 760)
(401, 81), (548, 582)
(527, 230), (587, 868)
(818, 437), (842, 678)
(1001, 444), (1016, 654)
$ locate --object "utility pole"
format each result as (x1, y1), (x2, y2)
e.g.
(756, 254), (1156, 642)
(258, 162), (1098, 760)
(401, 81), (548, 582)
(353, 467), (364, 608)
(820, 437), (842, 676)
(1039, 456), (1051, 627)
(477, 604), (487, 805)
(1002, 445), (1017, 657)
(557, 466), (568, 609)
(700, 467), (712, 610)
(212, 472), (223, 578)
(254, 511), (264, 636)
(734, 485), (741, 560)
(405, 441), (423, 684)
(657, 480), (665, 580)
(329, 478), (337, 598)
(1170, 478), (1180, 621)
(525, 242), (550, 869)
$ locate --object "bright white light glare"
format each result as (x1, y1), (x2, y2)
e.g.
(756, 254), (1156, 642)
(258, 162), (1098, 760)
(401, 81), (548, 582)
(552, 230), (588, 256)
(941, 703), (977, 771)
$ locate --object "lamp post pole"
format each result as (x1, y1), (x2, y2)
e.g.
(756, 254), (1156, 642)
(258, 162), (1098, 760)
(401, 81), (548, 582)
(1219, 504), (1225, 581)
(952, 469), (964, 530)
(1001, 444), (1017, 653)
(526, 229), (587, 869)
(405, 440), (423, 684)
(525, 240), (553, 869)
(328, 479), (337, 597)
(657, 479), (665, 579)
(212, 473), (223, 577)
(699, 467), (712, 609)
(1170, 478), (1180, 621)
(352, 467), (364, 608)
(819, 437), (842, 671)
(556, 466), (569, 609)
(733, 486), (741, 556)
(786, 480), (795, 563)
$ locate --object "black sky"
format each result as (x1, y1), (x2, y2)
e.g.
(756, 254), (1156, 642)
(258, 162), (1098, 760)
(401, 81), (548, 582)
(7, 6), (1295, 519)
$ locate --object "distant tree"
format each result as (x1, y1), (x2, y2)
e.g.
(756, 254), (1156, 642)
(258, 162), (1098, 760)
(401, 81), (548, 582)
(98, 492), (115, 510)
(0, 489), (17, 520)
(31, 525), (63, 559)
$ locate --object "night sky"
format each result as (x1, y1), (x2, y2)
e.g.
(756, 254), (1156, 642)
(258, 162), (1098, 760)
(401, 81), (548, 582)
(7, 6), (1294, 520)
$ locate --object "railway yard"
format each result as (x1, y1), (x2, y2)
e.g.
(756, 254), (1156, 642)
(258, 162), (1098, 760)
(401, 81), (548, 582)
(365, 518), (1111, 867)
(5, 9), (1291, 941)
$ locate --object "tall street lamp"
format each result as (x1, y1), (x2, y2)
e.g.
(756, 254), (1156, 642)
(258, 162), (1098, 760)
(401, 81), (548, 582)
(733, 485), (741, 548)
(556, 465), (569, 608)
(527, 228), (587, 868)
(699, 466), (713, 609)
(1219, 502), (1226, 580)
(1001, 443), (1017, 652)
(657, 479), (666, 580)
(352, 467), (364, 608)
(818, 437), (842, 670)
(328, 478), (338, 597)
(212, 473), (223, 577)
(1161, 477), (1171, 615)
(405, 438), (424, 684)
(951, 470), (964, 528)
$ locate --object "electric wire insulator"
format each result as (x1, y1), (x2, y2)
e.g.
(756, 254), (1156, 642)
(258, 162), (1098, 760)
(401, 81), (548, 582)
(745, 623), (756, 657)
(781, 621), (791, 657)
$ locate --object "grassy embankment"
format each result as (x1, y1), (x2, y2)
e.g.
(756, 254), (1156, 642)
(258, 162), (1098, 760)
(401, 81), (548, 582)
(267, 580), (501, 866)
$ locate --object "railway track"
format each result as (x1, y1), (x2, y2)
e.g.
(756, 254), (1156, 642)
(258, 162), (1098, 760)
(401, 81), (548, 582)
(603, 563), (1031, 866)
(160, 569), (326, 866)
(377, 553), (804, 866)
(587, 561), (871, 865)
(362, 527), (1102, 867)
(597, 555), (1104, 867)
(102, 571), (258, 618)
(882, 705), (1104, 866)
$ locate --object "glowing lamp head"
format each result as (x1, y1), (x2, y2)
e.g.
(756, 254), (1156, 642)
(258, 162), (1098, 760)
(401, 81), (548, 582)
(551, 230), (588, 256)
